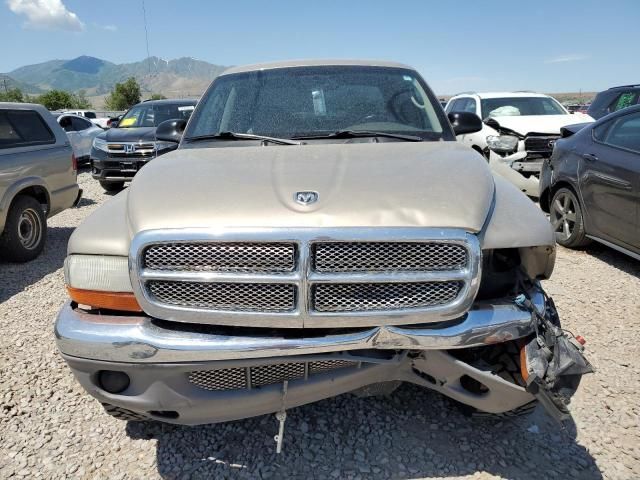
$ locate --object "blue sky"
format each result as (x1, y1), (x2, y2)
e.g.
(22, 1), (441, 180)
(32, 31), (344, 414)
(2, 0), (639, 94)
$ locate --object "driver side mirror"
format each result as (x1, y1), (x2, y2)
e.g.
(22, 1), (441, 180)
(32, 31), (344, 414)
(156, 119), (187, 143)
(447, 112), (483, 136)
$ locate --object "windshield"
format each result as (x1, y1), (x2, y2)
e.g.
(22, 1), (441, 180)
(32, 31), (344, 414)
(481, 97), (567, 118)
(118, 103), (195, 128)
(83, 112), (96, 119)
(185, 66), (447, 140)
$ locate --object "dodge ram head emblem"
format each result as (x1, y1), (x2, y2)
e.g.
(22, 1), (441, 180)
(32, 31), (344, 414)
(295, 191), (319, 205)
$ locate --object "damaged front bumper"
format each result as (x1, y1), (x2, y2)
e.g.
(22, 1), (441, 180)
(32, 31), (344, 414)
(54, 285), (592, 425)
(489, 150), (541, 197)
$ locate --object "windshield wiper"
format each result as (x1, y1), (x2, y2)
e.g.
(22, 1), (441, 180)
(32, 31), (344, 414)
(185, 131), (302, 145)
(293, 130), (423, 142)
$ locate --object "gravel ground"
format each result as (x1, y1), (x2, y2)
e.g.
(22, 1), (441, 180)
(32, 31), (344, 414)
(1, 170), (639, 479)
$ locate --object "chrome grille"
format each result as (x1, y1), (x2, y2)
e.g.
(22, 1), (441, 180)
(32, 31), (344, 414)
(188, 359), (359, 391)
(144, 243), (296, 273)
(131, 229), (480, 328)
(313, 281), (463, 312)
(524, 135), (560, 153)
(147, 281), (296, 312)
(313, 242), (468, 272)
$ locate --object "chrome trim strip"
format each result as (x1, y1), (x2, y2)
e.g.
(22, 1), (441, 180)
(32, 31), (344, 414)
(129, 228), (481, 328)
(55, 290), (541, 363)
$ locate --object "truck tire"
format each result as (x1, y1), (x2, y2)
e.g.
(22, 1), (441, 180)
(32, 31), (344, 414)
(0, 195), (47, 263)
(550, 187), (591, 248)
(100, 181), (124, 192)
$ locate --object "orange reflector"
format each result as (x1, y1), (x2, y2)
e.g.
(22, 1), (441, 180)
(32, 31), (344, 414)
(576, 335), (586, 345)
(67, 286), (142, 312)
(520, 344), (529, 383)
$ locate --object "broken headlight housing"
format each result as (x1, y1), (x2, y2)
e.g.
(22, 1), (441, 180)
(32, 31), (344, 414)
(486, 134), (519, 153)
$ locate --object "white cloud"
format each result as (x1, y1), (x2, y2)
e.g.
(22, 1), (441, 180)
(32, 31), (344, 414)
(6, 0), (84, 31)
(545, 54), (589, 64)
(95, 23), (117, 32)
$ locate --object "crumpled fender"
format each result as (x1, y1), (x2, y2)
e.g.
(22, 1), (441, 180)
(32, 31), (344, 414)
(481, 175), (556, 279)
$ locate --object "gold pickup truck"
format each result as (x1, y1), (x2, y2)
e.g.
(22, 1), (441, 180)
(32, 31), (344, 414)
(55, 61), (591, 434)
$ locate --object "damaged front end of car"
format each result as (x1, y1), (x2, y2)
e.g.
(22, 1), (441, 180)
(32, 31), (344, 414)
(516, 292), (594, 422)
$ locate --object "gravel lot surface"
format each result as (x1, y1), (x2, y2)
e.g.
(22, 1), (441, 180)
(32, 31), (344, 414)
(1, 170), (639, 479)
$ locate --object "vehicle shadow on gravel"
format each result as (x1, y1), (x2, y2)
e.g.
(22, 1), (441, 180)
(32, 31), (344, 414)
(0, 226), (74, 303)
(582, 243), (640, 279)
(126, 384), (602, 479)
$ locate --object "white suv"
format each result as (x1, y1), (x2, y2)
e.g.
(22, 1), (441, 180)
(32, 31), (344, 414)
(445, 92), (593, 197)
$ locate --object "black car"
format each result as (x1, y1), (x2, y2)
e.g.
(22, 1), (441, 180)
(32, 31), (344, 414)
(587, 84), (640, 120)
(539, 105), (640, 259)
(91, 99), (196, 191)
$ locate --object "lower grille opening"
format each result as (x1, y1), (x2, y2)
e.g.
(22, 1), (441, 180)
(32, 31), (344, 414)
(147, 280), (297, 312)
(312, 281), (463, 313)
(189, 359), (360, 392)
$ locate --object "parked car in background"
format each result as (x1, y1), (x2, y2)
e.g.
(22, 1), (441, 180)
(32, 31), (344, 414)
(0, 103), (80, 262)
(90, 99), (196, 191)
(62, 110), (110, 129)
(540, 105), (640, 259)
(57, 114), (103, 164)
(567, 104), (591, 114)
(56, 60), (592, 429)
(445, 92), (593, 197)
(587, 85), (640, 120)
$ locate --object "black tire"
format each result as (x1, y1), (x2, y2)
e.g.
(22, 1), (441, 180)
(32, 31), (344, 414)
(549, 187), (591, 248)
(0, 195), (47, 262)
(100, 180), (124, 192)
(101, 403), (149, 422)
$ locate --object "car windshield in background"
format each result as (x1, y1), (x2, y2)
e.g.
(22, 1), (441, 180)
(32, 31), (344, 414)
(118, 103), (195, 128)
(84, 112), (97, 119)
(185, 66), (446, 141)
(481, 97), (567, 118)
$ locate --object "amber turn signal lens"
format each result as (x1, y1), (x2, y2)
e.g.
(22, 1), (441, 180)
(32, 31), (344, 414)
(519, 344), (529, 383)
(67, 286), (142, 312)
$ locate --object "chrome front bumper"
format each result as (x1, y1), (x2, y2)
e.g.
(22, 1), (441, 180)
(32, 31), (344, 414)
(55, 289), (544, 364)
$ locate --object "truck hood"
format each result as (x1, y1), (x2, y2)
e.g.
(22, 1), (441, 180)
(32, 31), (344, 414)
(126, 142), (495, 233)
(489, 113), (593, 136)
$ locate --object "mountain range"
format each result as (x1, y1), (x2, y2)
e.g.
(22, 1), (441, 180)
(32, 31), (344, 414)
(1, 55), (229, 100)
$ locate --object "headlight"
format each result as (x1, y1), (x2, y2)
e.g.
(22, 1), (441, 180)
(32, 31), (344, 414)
(64, 255), (141, 312)
(92, 137), (109, 152)
(64, 255), (132, 292)
(486, 135), (519, 153)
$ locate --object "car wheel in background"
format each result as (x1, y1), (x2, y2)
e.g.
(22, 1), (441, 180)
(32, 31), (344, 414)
(0, 195), (47, 262)
(99, 181), (125, 192)
(550, 187), (591, 248)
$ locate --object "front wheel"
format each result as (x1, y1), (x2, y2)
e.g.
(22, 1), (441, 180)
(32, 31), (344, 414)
(99, 180), (124, 192)
(0, 195), (47, 262)
(550, 187), (591, 248)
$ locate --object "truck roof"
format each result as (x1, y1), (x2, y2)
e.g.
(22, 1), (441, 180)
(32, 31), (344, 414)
(221, 59), (414, 76)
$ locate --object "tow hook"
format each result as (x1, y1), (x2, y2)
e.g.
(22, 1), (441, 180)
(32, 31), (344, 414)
(515, 293), (594, 423)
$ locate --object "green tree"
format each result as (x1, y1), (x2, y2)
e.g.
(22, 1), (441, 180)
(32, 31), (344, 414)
(73, 90), (92, 109)
(148, 93), (167, 100)
(104, 77), (141, 110)
(0, 88), (25, 103)
(35, 90), (76, 110)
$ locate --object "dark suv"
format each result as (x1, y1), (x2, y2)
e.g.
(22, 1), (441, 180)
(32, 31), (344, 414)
(587, 84), (640, 120)
(90, 99), (196, 191)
